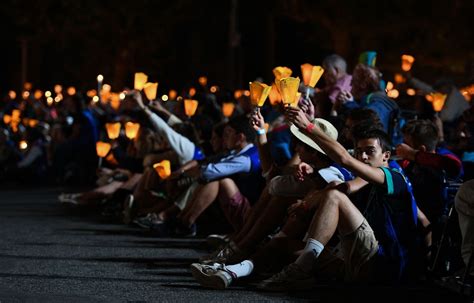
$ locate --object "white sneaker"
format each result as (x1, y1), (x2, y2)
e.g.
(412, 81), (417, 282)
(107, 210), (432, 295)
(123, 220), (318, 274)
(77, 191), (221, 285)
(190, 263), (234, 289)
(58, 193), (81, 205)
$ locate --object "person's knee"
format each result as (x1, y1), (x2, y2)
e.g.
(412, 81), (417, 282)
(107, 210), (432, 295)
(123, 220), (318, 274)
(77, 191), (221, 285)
(319, 188), (345, 207)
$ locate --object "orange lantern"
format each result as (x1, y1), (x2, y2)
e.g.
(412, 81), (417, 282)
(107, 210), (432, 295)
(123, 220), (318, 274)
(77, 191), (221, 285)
(276, 77), (300, 106)
(268, 84), (282, 105)
(28, 119), (39, 128)
(144, 82), (158, 100)
(169, 89), (178, 100)
(105, 122), (121, 139)
(12, 109), (21, 119)
(110, 94), (121, 111)
(8, 91), (17, 100)
(401, 55), (415, 72)
(387, 89), (400, 99)
(125, 122), (140, 139)
(3, 115), (11, 124)
(153, 160), (171, 179)
(222, 102), (235, 117)
(184, 99), (199, 117)
(273, 66), (293, 81)
(134, 72), (148, 90)
(189, 87), (197, 97)
(301, 64), (324, 87)
(105, 153), (119, 166)
(394, 73), (406, 84)
(249, 81), (271, 107)
(96, 141), (111, 158)
(429, 92), (447, 112)
(234, 90), (243, 100)
(198, 76), (208, 87)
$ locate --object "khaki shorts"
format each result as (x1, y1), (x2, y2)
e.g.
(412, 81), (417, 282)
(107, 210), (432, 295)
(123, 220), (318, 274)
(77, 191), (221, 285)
(314, 219), (379, 282)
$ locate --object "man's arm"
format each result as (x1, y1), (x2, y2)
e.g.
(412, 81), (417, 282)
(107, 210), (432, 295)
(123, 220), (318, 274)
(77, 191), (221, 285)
(286, 107), (386, 185)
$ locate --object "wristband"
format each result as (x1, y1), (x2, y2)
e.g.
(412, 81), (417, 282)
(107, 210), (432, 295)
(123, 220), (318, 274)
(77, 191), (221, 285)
(305, 123), (315, 133)
(256, 128), (266, 135)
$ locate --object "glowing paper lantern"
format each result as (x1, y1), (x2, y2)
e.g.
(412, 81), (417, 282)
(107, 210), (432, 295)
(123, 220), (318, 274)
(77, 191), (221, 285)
(189, 87), (197, 97)
(34, 90), (43, 100)
(3, 115), (11, 124)
(8, 91), (16, 100)
(394, 73), (406, 84)
(387, 89), (399, 99)
(268, 84), (282, 105)
(273, 66), (292, 81)
(249, 81), (271, 107)
(67, 87), (76, 96)
(401, 55), (415, 72)
(169, 89), (178, 100)
(12, 109), (21, 119)
(429, 93), (447, 112)
(222, 102), (235, 117)
(28, 119), (39, 128)
(144, 82), (158, 100)
(406, 88), (416, 96)
(198, 76), (208, 87)
(134, 72), (148, 90)
(153, 160), (171, 179)
(184, 99), (199, 117)
(125, 122), (140, 139)
(234, 90), (243, 100)
(277, 77), (300, 106)
(105, 122), (121, 139)
(301, 64), (324, 87)
(96, 141), (111, 158)
(110, 93), (121, 111)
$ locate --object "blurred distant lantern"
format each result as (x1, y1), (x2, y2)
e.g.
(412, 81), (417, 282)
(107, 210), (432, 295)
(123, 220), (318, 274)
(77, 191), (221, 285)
(34, 90), (43, 100)
(143, 82), (158, 100)
(300, 64), (324, 87)
(184, 99), (199, 117)
(134, 72), (148, 90)
(189, 87), (197, 97)
(110, 93), (121, 111)
(243, 90), (250, 97)
(429, 92), (447, 112)
(119, 92), (126, 100)
(249, 81), (271, 107)
(272, 66), (292, 81)
(406, 88), (416, 96)
(161, 95), (169, 101)
(22, 118), (29, 125)
(234, 90), (243, 99)
(401, 55), (415, 72)
(96, 141), (112, 168)
(169, 89), (178, 100)
(385, 81), (394, 91)
(45, 91), (52, 98)
(28, 119), (39, 128)
(23, 82), (32, 91)
(3, 114), (11, 124)
(153, 160), (171, 179)
(198, 76), (208, 87)
(54, 84), (62, 94)
(102, 84), (112, 93)
(19, 140), (28, 150)
(8, 90), (16, 100)
(387, 89), (399, 99)
(268, 83), (282, 105)
(67, 86), (76, 96)
(210, 86), (218, 93)
(222, 102), (235, 117)
(12, 109), (21, 119)
(54, 95), (62, 103)
(97, 75), (103, 101)
(125, 122), (140, 140)
(22, 91), (30, 100)
(86, 90), (96, 98)
(47, 97), (54, 106)
(277, 77), (300, 106)
(92, 96), (99, 103)
(394, 73), (406, 84)
(105, 122), (121, 139)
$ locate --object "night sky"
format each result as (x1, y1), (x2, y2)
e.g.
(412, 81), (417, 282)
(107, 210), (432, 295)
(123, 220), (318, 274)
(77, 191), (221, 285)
(1, 0), (473, 94)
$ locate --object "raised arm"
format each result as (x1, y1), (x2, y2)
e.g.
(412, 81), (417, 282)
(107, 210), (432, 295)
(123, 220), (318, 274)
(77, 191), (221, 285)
(285, 106), (386, 185)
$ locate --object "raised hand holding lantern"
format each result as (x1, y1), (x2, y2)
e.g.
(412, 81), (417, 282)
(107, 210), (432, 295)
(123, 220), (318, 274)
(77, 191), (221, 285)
(134, 72), (148, 90)
(153, 160), (171, 179)
(96, 141), (112, 168)
(249, 81), (271, 108)
(276, 77), (300, 107)
(143, 82), (158, 100)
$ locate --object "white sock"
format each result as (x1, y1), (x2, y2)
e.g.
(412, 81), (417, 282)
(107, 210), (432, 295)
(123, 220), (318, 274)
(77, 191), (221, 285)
(225, 260), (254, 278)
(294, 238), (324, 271)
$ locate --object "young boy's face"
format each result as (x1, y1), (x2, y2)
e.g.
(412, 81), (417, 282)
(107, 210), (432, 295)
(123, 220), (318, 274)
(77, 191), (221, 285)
(355, 137), (390, 167)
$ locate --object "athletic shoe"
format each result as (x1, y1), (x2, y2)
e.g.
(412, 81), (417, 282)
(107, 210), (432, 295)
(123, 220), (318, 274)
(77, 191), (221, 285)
(190, 262), (235, 289)
(133, 213), (160, 229)
(58, 193), (81, 205)
(200, 241), (245, 265)
(206, 234), (230, 249)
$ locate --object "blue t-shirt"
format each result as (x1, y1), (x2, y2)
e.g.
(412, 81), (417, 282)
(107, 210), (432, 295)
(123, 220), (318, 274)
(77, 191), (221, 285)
(352, 167), (418, 281)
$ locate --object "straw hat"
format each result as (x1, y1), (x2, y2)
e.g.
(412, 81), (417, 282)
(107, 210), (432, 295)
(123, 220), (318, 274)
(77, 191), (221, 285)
(290, 118), (338, 155)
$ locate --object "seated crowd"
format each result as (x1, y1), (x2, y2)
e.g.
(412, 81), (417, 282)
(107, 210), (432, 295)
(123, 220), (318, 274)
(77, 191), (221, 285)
(1, 53), (473, 292)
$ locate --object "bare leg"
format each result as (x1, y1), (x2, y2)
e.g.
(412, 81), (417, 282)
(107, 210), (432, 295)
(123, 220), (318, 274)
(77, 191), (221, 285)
(179, 181), (220, 227)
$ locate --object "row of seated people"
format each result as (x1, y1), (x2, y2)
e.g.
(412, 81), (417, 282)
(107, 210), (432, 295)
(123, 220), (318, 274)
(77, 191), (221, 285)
(59, 88), (467, 291)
